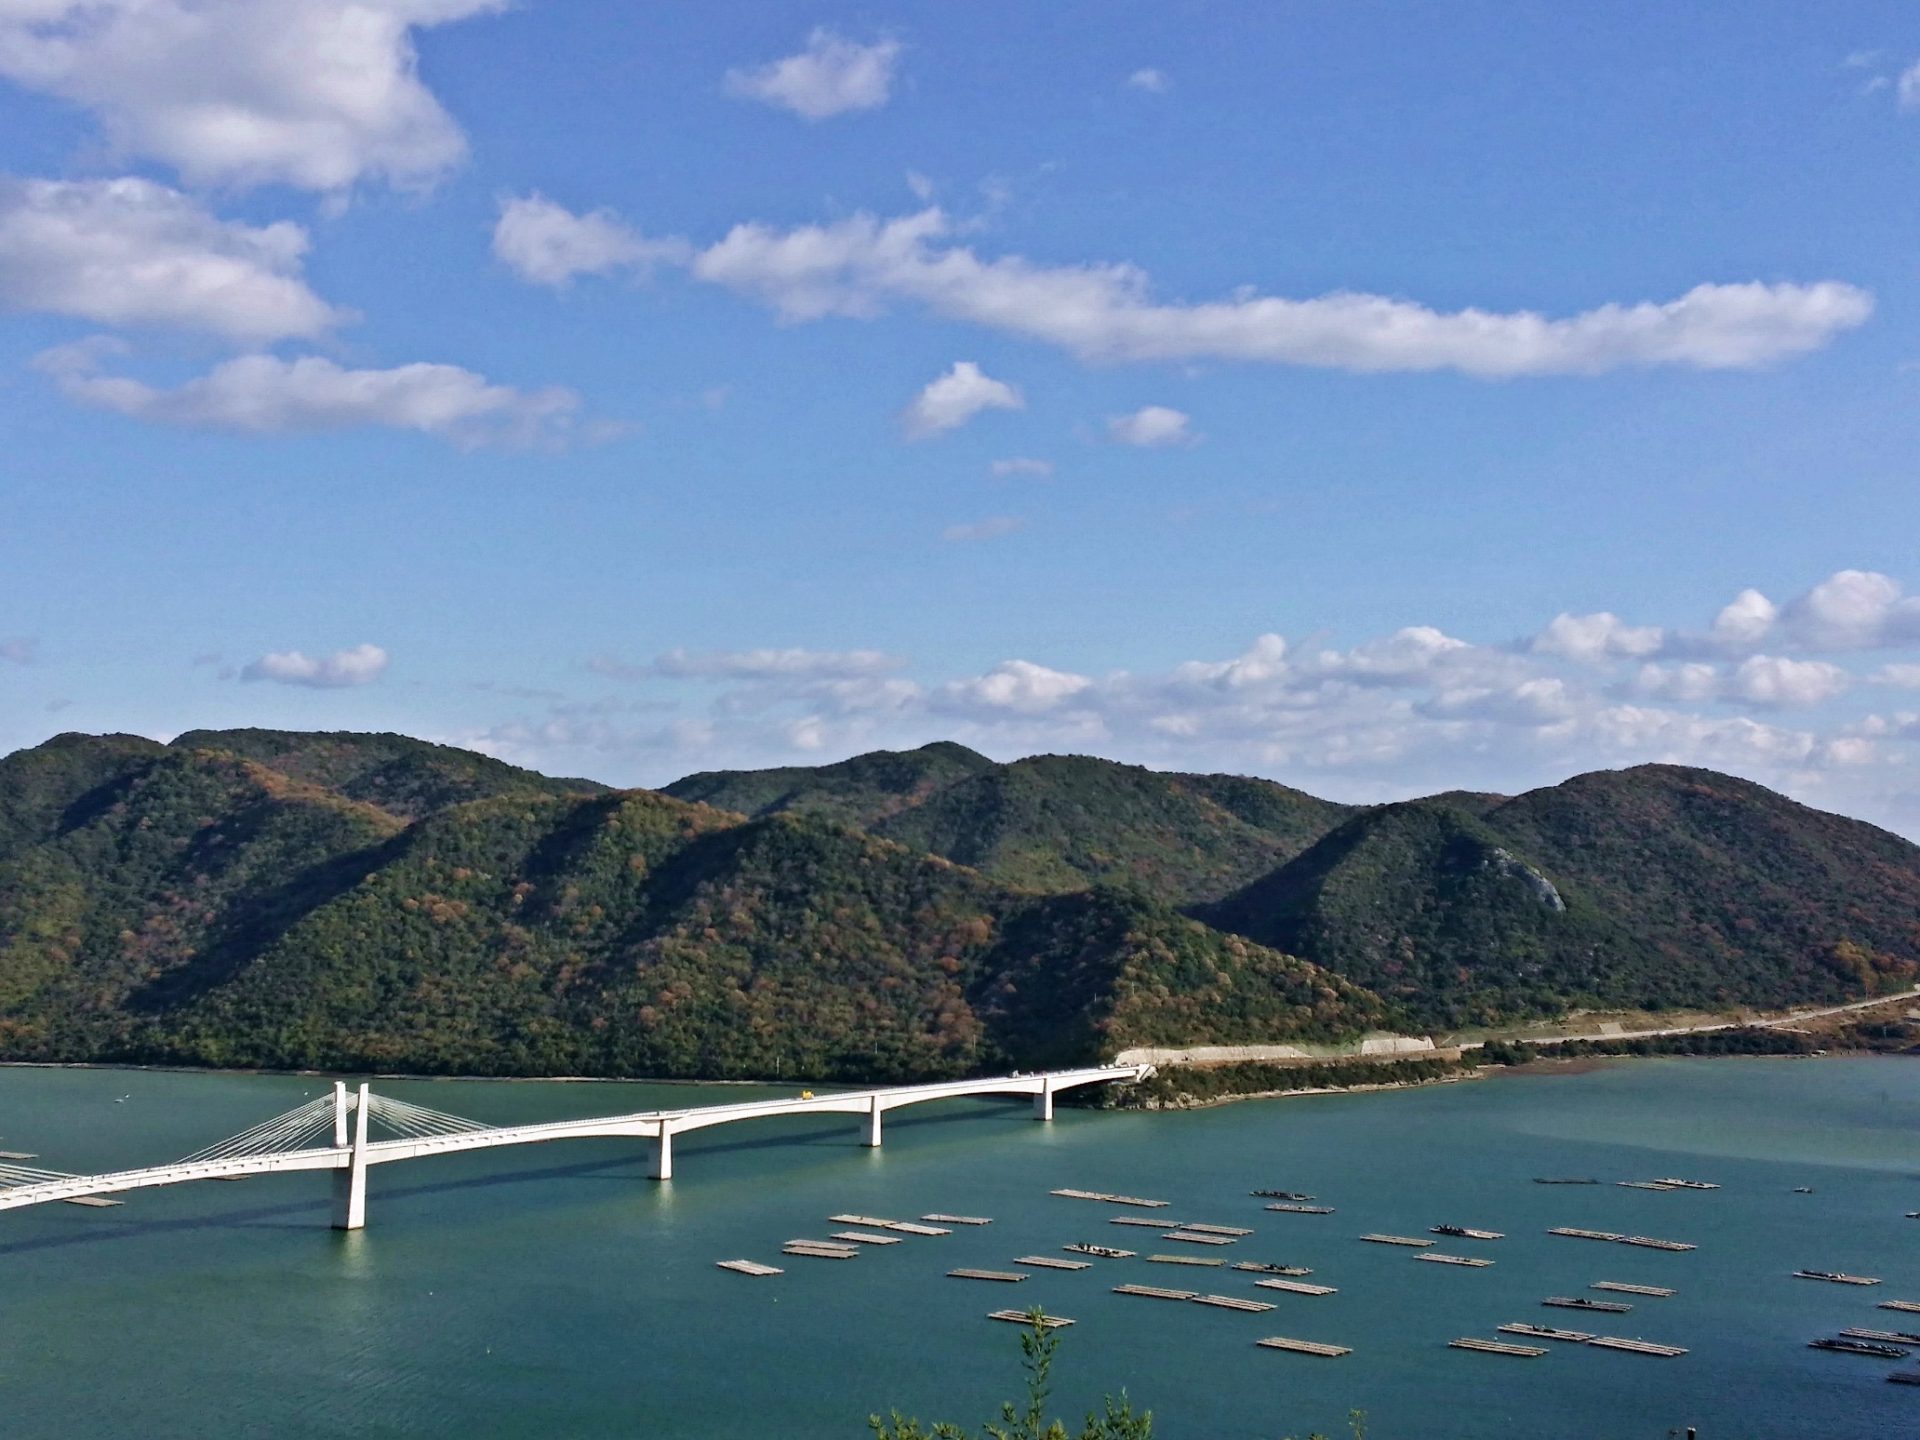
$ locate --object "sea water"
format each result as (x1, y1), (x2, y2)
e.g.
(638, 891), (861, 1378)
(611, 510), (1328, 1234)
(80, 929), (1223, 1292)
(0, 1057), (1915, 1439)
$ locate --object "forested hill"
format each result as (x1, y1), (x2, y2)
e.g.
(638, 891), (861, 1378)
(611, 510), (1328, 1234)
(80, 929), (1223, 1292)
(665, 746), (1355, 905)
(1200, 765), (1920, 1028)
(1, 731), (1917, 1082)
(0, 732), (1377, 1078)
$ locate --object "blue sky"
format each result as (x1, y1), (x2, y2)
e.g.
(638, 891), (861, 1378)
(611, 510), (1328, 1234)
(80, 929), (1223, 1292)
(4, 1), (1920, 833)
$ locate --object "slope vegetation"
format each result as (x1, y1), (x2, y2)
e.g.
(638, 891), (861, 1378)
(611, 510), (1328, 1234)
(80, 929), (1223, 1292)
(1204, 766), (1920, 1027)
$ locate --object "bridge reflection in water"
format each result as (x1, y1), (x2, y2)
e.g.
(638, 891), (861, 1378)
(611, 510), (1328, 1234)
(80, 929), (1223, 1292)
(0, 1064), (1154, 1230)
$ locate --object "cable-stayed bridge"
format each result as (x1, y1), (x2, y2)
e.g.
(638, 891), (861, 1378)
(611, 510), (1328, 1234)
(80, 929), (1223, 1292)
(0, 1064), (1152, 1230)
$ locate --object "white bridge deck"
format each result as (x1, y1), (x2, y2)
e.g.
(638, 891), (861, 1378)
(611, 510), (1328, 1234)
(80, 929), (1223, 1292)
(0, 1064), (1152, 1229)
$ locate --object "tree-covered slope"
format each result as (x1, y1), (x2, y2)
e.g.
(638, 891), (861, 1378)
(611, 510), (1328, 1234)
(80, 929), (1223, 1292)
(667, 746), (1354, 905)
(170, 727), (606, 822)
(1205, 765), (1920, 1027)
(0, 739), (402, 1057)
(0, 734), (1380, 1079)
(660, 741), (996, 825)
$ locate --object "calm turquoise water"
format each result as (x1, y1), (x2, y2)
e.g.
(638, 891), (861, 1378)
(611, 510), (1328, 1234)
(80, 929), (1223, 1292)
(1, 1058), (1917, 1439)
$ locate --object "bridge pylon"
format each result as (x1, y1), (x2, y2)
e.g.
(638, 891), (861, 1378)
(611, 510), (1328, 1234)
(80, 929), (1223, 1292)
(331, 1082), (370, 1230)
(1034, 1076), (1054, 1122)
(864, 1094), (883, 1148)
(650, 1126), (673, 1181)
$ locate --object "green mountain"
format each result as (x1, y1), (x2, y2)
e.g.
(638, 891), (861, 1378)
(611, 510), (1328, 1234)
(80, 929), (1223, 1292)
(0, 733), (1378, 1079)
(1202, 765), (1920, 1028)
(666, 745), (1354, 904)
(5, 732), (1918, 1081)
(169, 727), (607, 822)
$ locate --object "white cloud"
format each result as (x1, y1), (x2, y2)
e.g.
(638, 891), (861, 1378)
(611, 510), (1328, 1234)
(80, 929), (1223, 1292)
(1730, 654), (1851, 708)
(1107, 404), (1193, 447)
(689, 206), (1872, 376)
(492, 194), (690, 287)
(724, 28), (901, 121)
(1778, 569), (1920, 650)
(1629, 661), (1723, 704)
(939, 659), (1090, 713)
(41, 348), (579, 447)
(474, 566), (1920, 840)
(1127, 68), (1167, 93)
(901, 360), (1023, 439)
(0, 0), (503, 192)
(0, 176), (343, 341)
(1710, 587), (1777, 648)
(942, 515), (1025, 542)
(989, 456), (1052, 478)
(1530, 611), (1664, 664)
(1900, 60), (1920, 109)
(1422, 677), (1579, 726)
(241, 643), (388, 688)
(649, 647), (906, 680)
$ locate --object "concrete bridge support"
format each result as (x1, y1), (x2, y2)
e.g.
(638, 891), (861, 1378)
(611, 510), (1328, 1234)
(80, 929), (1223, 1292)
(331, 1083), (369, 1230)
(650, 1127), (673, 1181)
(865, 1095), (884, 1148)
(1034, 1077), (1054, 1122)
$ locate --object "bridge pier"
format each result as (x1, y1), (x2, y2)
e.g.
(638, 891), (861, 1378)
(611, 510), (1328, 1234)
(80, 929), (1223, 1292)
(864, 1095), (883, 1148)
(1034, 1077), (1054, 1122)
(331, 1082), (369, 1230)
(650, 1127), (673, 1181)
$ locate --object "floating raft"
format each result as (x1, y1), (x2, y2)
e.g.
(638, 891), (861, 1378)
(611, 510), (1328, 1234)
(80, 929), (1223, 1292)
(784, 1242), (859, 1259)
(1815, 1338), (1913, 1359)
(0, 1150), (39, 1161)
(61, 1196), (122, 1208)
(1267, 1203), (1335, 1214)
(1418, 1253), (1495, 1268)
(1431, 1226), (1504, 1241)
(924, 1214), (991, 1225)
(1593, 1282), (1674, 1297)
(1256, 1278), (1338, 1296)
(1051, 1189), (1169, 1208)
(1361, 1234), (1434, 1248)
(1795, 1270), (1880, 1286)
(1619, 1181), (1678, 1192)
(1017, 1255), (1092, 1271)
(1499, 1323), (1593, 1343)
(1534, 1177), (1599, 1185)
(832, 1231), (902, 1246)
(1548, 1227), (1695, 1252)
(1451, 1338), (1546, 1357)
(1110, 1217), (1176, 1228)
(949, 1269), (1027, 1283)
(1587, 1337), (1687, 1357)
(1114, 1283), (1198, 1301)
(1881, 1301), (1920, 1314)
(1163, 1231), (1237, 1246)
(1064, 1244), (1135, 1258)
(716, 1259), (783, 1277)
(1191, 1294), (1275, 1313)
(1842, 1328), (1920, 1345)
(1651, 1178), (1719, 1190)
(988, 1309), (1073, 1329)
(1148, 1254), (1224, 1267)
(828, 1215), (950, 1235)
(1889, 1371), (1920, 1386)
(1179, 1224), (1255, 1237)
(1251, 1190), (1316, 1201)
(1256, 1336), (1350, 1358)
(1544, 1297), (1632, 1313)
(1232, 1262), (1313, 1276)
